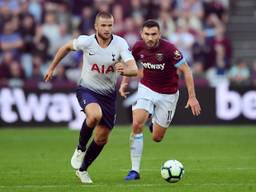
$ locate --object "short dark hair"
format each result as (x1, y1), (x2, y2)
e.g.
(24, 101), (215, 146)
(142, 19), (160, 30)
(95, 11), (113, 22)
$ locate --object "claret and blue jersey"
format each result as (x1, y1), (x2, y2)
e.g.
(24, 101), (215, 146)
(132, 39), (186, 94)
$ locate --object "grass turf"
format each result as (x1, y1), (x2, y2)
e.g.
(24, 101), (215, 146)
(0, 126), (255, 192)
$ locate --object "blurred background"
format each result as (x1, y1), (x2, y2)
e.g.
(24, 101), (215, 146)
(0, 0), (255, 128)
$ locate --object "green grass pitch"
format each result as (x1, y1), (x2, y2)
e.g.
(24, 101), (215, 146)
(0, 126), (255, 192)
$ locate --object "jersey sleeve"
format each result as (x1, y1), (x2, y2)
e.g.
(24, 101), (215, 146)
(131, 42), (140, 60)
(118, 38), (134, 62)
(73, 35), (90, 51)
(170, 45), (186, 68)
(131, 42), (143, 69)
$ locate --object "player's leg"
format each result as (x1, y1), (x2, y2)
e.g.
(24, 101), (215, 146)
(151, 123), (167, 142)
(71, 87), (103, 169)
(78, 103), (102, 150)
(71, 103), (102, 169)
(80, 125), (110, 171)
(125, 84), (155, 180)
(125, 101), (152, 180)
(76, 125), (111, 183)
(76, 87), (103, 150)
(151, 91), (179, 142)
(76, 91), (116, 184)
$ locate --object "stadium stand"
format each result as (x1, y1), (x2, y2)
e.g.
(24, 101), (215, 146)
(0, 0), (255, 88)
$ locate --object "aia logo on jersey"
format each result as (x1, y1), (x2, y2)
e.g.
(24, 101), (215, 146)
(174, 50), (182, 60)
(91, 64), (114, 74)
(156, 53), (164, 62)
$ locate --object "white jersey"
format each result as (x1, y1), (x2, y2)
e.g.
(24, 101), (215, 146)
(73, 34), (134, 95)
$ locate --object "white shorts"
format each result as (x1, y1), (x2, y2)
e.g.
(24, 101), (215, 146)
(132, 83), (179, 128)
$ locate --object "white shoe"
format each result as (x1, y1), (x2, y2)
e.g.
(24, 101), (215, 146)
(76, 170), (93, 184)
(71, 148), (85, 169)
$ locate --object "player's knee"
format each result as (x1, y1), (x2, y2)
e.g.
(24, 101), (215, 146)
(94, 137), (108, 145)
(86, 115), (101, 127)
(132, 121), (143, 133)
(152, 135), (163, 142)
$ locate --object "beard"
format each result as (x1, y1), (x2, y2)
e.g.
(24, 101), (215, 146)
(146, 40), (158, 48)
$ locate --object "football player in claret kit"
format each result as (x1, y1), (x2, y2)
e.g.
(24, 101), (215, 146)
(119, 20), (201, 180)
(44, 12), (138, 184)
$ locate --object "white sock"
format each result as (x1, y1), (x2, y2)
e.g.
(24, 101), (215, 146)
(130, 133), (143, 173)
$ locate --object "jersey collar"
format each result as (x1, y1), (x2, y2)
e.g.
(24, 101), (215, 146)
(94, 34), (113, 47)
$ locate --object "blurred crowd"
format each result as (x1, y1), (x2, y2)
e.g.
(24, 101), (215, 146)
(0, 0), (255, 88)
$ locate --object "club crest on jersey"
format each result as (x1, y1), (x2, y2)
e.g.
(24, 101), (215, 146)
(140, 54), (144, 59)
(156, 53), (164, 62)
(174, 50), (182, 60)
(112, 54), (116, 62)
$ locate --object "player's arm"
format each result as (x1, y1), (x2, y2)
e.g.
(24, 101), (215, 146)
(44, 41), (73, 82)
(117, 59), (138, 98)
(118, 55), (142, 96)
(116, 37), (138, 77)
(125, 59), (138, 76)
(115, 59), (138, 77)
(117, 39), (139, 97)
(178, 63), (201, 116)
(119, 76), (129, 98)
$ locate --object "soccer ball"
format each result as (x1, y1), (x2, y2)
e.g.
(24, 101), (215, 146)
(160, 160), (184, 183)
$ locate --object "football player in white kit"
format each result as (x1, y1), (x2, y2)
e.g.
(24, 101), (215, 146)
(44, 12), (138, 184)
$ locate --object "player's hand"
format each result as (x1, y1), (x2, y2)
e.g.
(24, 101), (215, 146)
(185, 97), (201, 116)
(115, 62), (125, 75)
(119, 82), (130, 98)
(44, 69), (54, 82)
